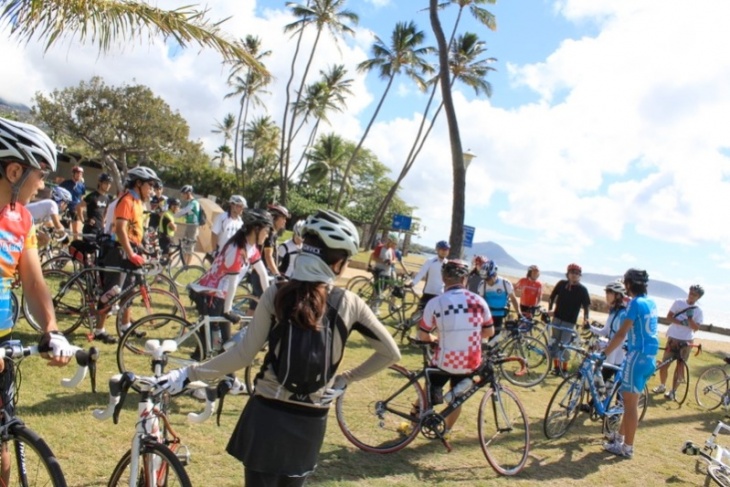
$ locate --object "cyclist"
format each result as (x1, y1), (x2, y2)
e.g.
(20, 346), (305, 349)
(26, 185), (71, 247)
(76, 172), (112, 238)
(59, 165), (86, 238)
(211, 194), (246, 255)
(96, 166), (162, 344)
(653, 284), (705, 400)
(601, 268), (658, 459)
(277, 219), (304, 279)
(417, 259), (494, 436)
(410, 240), (450, 310)
(262, 203), (290, 279)
(548, 263), (591, 374)
(174, 185), (201, 265)
(477, 259), (520, 335)
(147, 196), (162, 231)
(156, 209), (400, 486)
(158, 197), (179, 259)
(514, 264), (543, 317)
(589, 281), (629, 382)
(466, 254), (487, 293)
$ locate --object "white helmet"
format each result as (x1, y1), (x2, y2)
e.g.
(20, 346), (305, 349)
(303, 210), (359, 257)
(292, 219), (306, 237)
(51, 186), (72, 203)
(181, 184), (193, 194)
(229, 194), (247, 207)
(0, 117), (57, 171)
(126, 166), (161, 185)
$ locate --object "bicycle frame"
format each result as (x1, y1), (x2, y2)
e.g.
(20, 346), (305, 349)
(683, 421), (730, 485)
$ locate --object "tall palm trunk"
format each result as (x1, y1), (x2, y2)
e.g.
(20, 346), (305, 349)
(294, 118), (322, 188)
(233, 95), (246, 180)
(239, 95), (254, 188)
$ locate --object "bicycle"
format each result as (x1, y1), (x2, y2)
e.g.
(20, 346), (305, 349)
(335, 338), (530, 476)
(543, 343), (649, 439)
(0, 340), (98, 486)
(116, 294), (259, 392)
(695, 356), (730, 411)
(347, 271), (418, 321)
(682, 420), (730, 486)
(383, 298), (423, 345)
(94, 339), (196, 487)
(23, 262), (186, 338)
(652, 341), (702, 406)
(484, 316), (552, 388)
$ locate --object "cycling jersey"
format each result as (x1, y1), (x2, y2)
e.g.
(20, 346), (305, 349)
(176, 199), (200, 225)
(159, 211), (176, 237)
(411, 256), (446, 296)
(515, 277), (543, 308)
(479, 277), (514, 318)
(190, 242), (261, 298)
(590, 306), (628, 366)
(625, 295), (659, 355)
(666, 298), (703, 342)
(420, 286), (493, 374)
(83, 190), (110, 230)
(26, 199), (59, 224)
(114, 191), (145, 246)
(212, 212), (243, 253)
(59, 179), (85, 212)
(0, 204), (37, 335)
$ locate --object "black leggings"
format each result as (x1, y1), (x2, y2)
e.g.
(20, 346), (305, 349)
(244, 470), (308, 487)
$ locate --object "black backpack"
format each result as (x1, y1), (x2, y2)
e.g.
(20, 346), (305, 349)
(264, 286), (347, 397)
(196, 202), (208, 226)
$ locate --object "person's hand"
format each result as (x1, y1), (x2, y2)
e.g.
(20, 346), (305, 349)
(156, 367), (190, 396)
(38, 331), (75, 367)
(589, 351), (606, 362)
(128, 253), (145, 267)
(320, 375), (348, 405)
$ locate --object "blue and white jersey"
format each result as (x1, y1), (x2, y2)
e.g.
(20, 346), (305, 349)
(478, 277), (514, 318)
(625, 295), (659, 355)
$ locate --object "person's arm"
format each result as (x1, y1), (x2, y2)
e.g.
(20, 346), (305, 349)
(253, 259), (270, 292)
(410, 260), (430, 286)
(548, 281), (561, 312)
(509, 291), (520, 315)
(174, 203), (192, 218)
(75, 199), (87, 222)
(50, 214), (65, 233)
(263, 246), (278, 276)
(604, 317), (632, 357)
(582, 288), (591, 323)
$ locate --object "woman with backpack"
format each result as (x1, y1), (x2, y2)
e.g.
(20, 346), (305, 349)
(157, 209), (401, 486)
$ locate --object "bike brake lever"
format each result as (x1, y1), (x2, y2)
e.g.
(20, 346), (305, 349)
(215, 379), (233, 427)
(113, 372), (135, 425)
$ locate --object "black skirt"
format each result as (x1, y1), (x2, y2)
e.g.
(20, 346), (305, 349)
(227, 395), (329, 476)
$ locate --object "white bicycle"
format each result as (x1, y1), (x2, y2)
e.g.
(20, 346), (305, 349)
(682, 421), (730, 486)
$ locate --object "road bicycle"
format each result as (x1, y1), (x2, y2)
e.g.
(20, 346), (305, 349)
(23, 262), (186, 338)
(336, 338), (530, 476)
(682, 420), (730, 486)
(116, 294), (259, 392)
(94, 339), (196, 487)
(0, 340), (98, 486)
(543, 343), (649, 439)
(545, 321), (594, 378)
(484, 316), (552, 388)
(695, 356), (730, 411)
(347, 271), (418, 321)
(652, 341), (702, 406)
(383, 298), (423, 345)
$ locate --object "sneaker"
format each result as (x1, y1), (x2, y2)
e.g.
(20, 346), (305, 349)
(120, 325), (146, 339)
(603, 441), (633, 458)
(665, 390), (676, 401)
(652, 384), (666, 394)
(397, 422), (412, 436)
(93, 330), (118, 344)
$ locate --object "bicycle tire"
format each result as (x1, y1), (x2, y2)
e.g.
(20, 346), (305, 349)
(499, 335), (551, 388)
(6, 423), (68, 486)
(380, 286), (419, 322)
(709, 463), (730, 487)
(117, 313), (202, 384)
(107, 441), (192, 487)
(335, 364), (425, 453)
(115, 287), (187, 337)
(673, 359), (690, 406)
(41, 254), (80, 272)
(146, 272), (180, 297)
(23, 269), (89, 335)
(10, 290), (19, 325)
(543, 373), (584, 439)
(602, 383), (649, 436)
(348, 276), (375, 303)
(345, 275), (371, 291)
(478, 385), (530, 476)
(170, 265), (206, 292)
(695, 366), (729, 411)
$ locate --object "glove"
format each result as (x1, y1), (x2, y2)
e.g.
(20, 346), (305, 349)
(320, 375), (348, 406)
(128, 253), (145, 267)
(38, 331), (75, 359)
(156, 367), (190, 396)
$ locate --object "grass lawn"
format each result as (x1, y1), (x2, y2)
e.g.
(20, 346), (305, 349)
(7, 290), (730, 486)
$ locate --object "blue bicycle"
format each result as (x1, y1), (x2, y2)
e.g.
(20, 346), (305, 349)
(543, 344), (649, 439)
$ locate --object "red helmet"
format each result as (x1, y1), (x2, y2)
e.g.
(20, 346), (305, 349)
(473, 255), (487, 267)
(567, 263), (582, 274)
(267, 203), (290, 219)
(72, 165), (84, 173)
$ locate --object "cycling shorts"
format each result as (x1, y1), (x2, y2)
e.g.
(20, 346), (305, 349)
(620, 350), (656, 394)
(665, 337), (692, 362)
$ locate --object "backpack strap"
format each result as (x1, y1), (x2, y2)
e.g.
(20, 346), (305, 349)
(326, 286), (348, 373)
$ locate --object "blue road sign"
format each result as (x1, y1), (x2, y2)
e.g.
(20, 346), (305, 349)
(463, 225), (476, 248)
(392, 214), (413, 232)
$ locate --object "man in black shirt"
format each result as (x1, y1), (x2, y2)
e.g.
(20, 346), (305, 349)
(548, 263), (591, 373)
(77, 172), (112, 237)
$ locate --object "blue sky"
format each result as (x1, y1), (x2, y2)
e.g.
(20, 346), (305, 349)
(1, 0), (729, 315)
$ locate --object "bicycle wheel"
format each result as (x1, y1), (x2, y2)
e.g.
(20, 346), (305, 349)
(335, 364), (425, 453)
(170, 265), (206, 291)
(544, 373), (584, 439)
(115, 287), (187, 337)
(4, 424), (67, 486)
(117, 313), (202, 378)
(108, 441), (192, 487)
(672, 359), (690, 406)
(601, 383), (649, 436)
(41, 255), (80, 272)
(345, 275), (371, 291)
(499, 335), (551, 388)
(478, 385), (530, 476)
(10, 290), (19, 325)
(696, 366), (729, 411)
(709, 463), (730, 487)
(145, 272), (179, 296)
(23, 269), (89, 335)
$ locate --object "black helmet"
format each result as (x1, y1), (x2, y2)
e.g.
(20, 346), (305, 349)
(98, 173), (112, 183)
(442, 259), (470, 279)
(243, 209), (274, 229)
(167, 197), (180, 207)
(623, 268), (649, 285)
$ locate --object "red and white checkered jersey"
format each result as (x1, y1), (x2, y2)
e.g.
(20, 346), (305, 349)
(420, 286), (493, 374)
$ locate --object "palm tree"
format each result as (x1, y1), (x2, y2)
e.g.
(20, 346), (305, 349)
(278, 0), (359, 205)
(212, 144), (233, 170)
(1, 0), (267, 73)
(302, 132), (349, 206)
(244, 115), (280, 192)
(333, 20), (434, 212)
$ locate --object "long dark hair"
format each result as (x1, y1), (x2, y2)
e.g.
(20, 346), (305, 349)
(274, 234), (347, 332)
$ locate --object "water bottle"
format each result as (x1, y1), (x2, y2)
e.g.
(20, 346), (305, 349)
(223, 327), (248, 351)
(444, 378), (475, 404)
(99, 285), (121, 304)
(212, 328), (223, 351)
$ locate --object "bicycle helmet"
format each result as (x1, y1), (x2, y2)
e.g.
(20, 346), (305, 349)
(98, 173), (112, 183)
(604, 281), (626, 295)
(443, 259), (470, 279)
(528, 264), (540, 273)
(51, 186), (72, 203)
(72, 165), (84, 173)
(292, 219), (306, 238)
(436, 240), (450, 250)
(386, 232), (398, 242)
(623, 268), (649, 285)
(473, 255), (487, 267)
(689, 284), (705, 297)
(229, 194), (247, 207)
(167, 197), (180, 207)
(567, 263), (582, 274)
(127, 166), (161, 185)
(480, 259), (498, 279)
(302, 209), (360, 257)
(243, 209), (274, 229)
(180, 185), (193, 194)
(268, 203), (291, 219)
